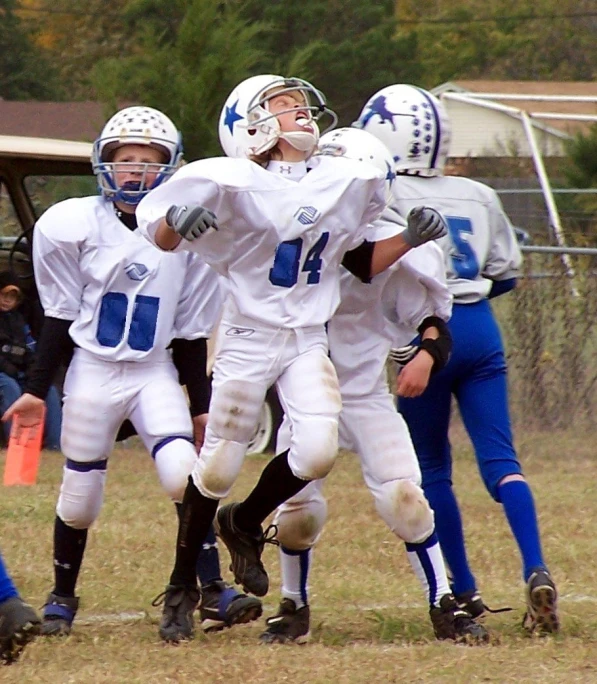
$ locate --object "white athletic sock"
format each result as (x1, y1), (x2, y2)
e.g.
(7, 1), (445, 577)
(405, 531), (451, 608)
(280, 546), (311, 609)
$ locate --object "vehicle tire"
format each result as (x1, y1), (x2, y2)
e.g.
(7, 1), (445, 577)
(246, 387), (283, 455)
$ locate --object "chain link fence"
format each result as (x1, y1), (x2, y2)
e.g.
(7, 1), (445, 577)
(487, 179), (597, 244)
(492, 245), (597, 430)
(445, 179), (597, 430)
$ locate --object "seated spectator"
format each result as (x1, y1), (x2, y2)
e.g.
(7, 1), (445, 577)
(0, 271), (62, 449)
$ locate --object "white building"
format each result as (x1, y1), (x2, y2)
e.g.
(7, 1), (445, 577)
(431, 80), (597, 159)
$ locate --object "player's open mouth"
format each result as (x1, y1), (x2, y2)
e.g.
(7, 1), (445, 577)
(121, 181), (142, 191)
(295, 115), (314, 131)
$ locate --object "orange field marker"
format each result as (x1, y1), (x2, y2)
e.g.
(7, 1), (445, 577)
(3, 408), (45, 486)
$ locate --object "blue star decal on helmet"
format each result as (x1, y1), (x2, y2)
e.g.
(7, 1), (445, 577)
(223, 99), (244, 134)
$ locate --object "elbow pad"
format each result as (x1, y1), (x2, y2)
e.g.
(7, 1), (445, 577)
(341, 240), (375, 283)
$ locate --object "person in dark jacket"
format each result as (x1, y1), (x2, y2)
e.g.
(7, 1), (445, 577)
(0, 271), (62, 449)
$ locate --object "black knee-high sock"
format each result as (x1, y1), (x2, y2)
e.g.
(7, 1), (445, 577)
(169, 477), (219, 587)
(53, 516), (88, 597)
(234, 451), (309, 534)
(175, 504), (222, 586)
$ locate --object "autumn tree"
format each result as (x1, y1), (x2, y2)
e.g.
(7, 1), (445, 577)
(232, 0), (421, 125)
(20, 0), (132, 99)
(0, 0), (59, 99)
(556, 125), (597, 237)
(92, 0), (268, 159)
(395, 0), (597, 84)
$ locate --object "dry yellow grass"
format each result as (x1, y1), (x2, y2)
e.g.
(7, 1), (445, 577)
(1, 425), (596, 683)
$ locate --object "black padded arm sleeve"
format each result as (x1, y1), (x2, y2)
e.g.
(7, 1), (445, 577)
(341, 240), (375, 283)
(23, 317), (74, 398)
(170, 337), (211, 416)
(417, 316), (452, 374)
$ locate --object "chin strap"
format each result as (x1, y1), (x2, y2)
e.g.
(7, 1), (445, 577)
(279, 129), (319, 153)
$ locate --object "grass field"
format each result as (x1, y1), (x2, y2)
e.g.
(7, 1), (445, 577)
(1, 424), (596, 683)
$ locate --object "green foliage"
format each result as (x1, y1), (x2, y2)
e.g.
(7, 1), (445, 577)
(552, 126), (597, 237)
(395, 0), (597, 83)
(10, 0), (597, 165)
(233, 0), (396, 55)
(93, 0), (269, 159)
(0, 0), (59, 99)
(121, 0), (187, 45)
(563, 125), (597, 189)
(25, 175), (98, 218)
(298, 26), (420, 126)
(12, 0), (597, 112)
(92, 0), (419, 142)
(232, 0), (421, 125)
(26, 0), (131, 100)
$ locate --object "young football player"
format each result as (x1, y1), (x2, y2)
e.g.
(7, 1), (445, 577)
(2, 106), (262, 637)
(137, 75), (447, 642)
(261, 127), (487, 646)
(356, 84), (558, 635)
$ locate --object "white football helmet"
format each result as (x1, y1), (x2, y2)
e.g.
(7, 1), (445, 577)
(315, 127), (395, 202)
(353, 84), (451, 177)
(92, 105), (183, 205)
(218, 74), (338, 159)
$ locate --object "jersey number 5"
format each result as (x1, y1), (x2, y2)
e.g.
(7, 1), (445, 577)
(446, 216), (480, 280)
(269, 232), (330, 288)
(96, 292), (159, 351)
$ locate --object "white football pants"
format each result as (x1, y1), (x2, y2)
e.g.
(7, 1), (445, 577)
(273, 372), (435, 549)
(192, 313), (342, 500)
(56, 349), (197, 529)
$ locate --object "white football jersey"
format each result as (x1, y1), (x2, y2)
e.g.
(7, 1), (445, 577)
(391, 175), (522, 303)
(137, 155), (386, 328)
(33, 196), (222, 362)
(328, 210), (452, 398)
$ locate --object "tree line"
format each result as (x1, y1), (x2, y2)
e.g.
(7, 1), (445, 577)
(3, 0), (597, 164)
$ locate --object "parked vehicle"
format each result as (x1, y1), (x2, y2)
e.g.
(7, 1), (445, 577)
(0, 134), (282, 453)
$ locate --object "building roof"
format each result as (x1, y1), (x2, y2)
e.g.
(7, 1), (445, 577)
(432, 81), (597, 137)
(0, 101), (115, 142)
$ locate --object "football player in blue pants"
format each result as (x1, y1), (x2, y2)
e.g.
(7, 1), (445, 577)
(356, 84), (558, 635)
